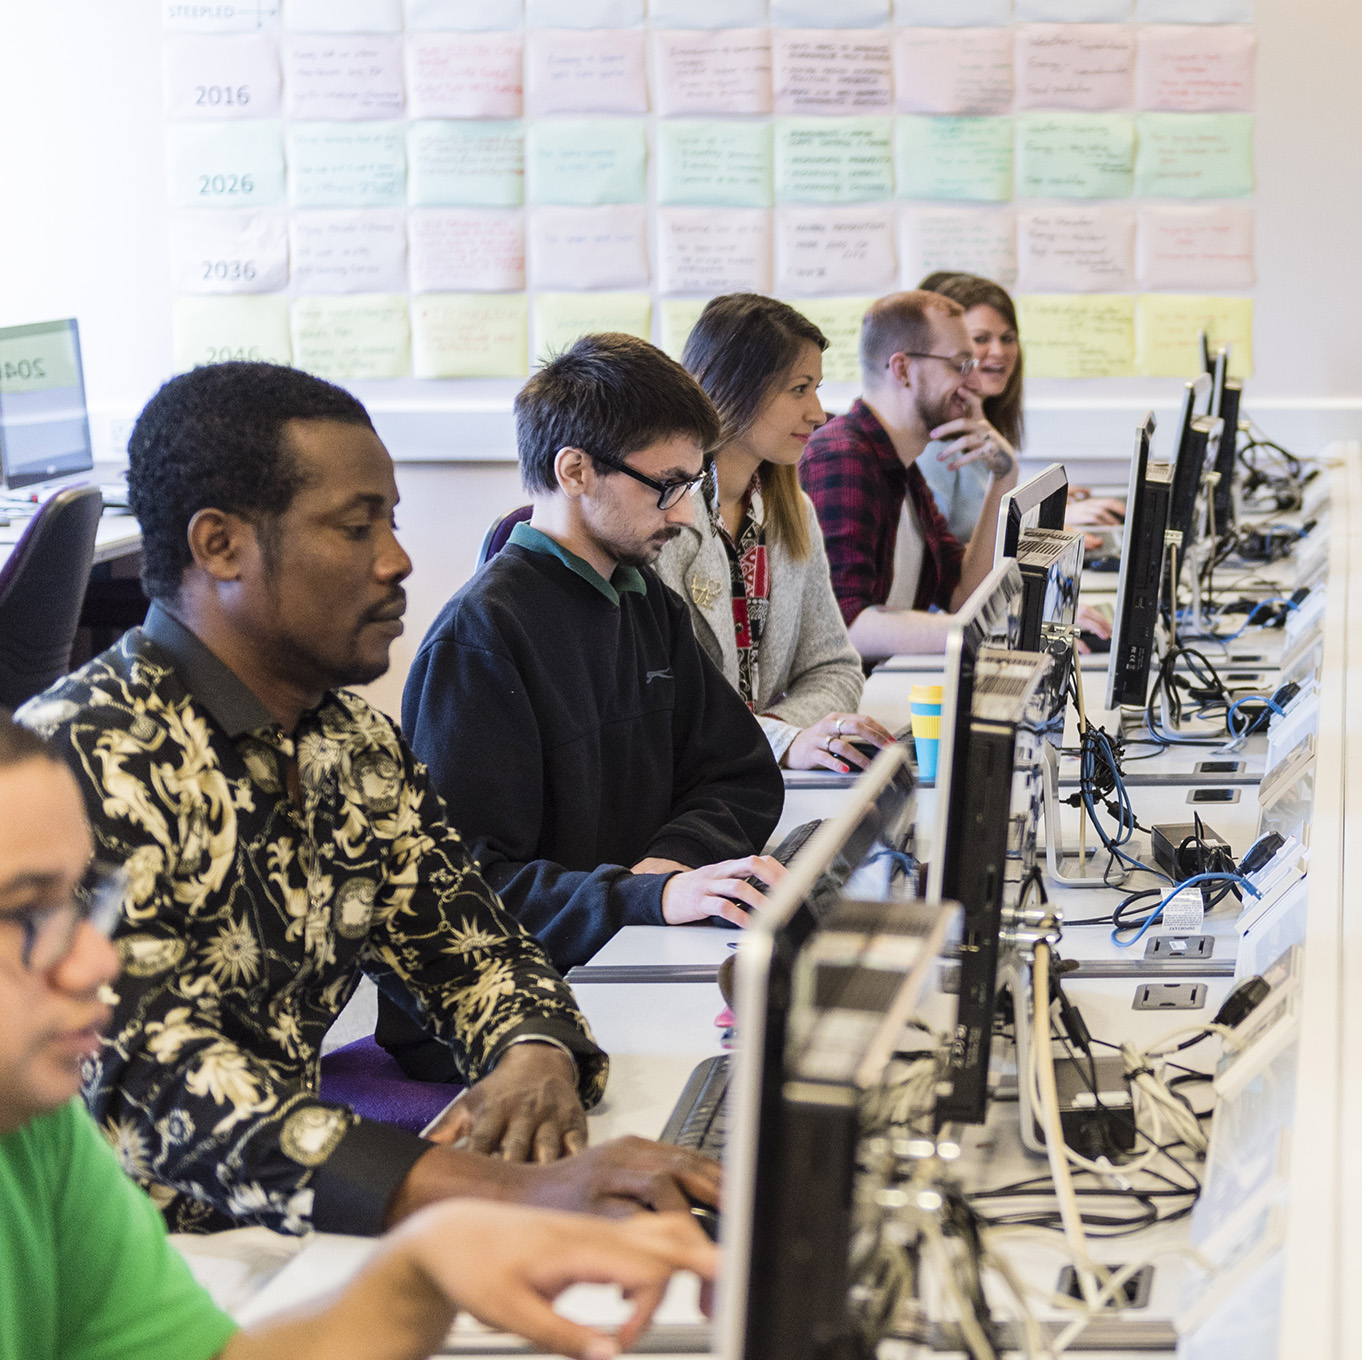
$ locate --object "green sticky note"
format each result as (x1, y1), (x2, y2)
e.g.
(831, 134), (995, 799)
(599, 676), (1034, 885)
(1017, 113), (1135, 199)
(525, 120), (647, 206)
(407, 121), (525, 207)
(1015, 294), (1136, 378)
(534, 292), (652, 363)
(290, 294), (411, 379)
(411, 293), (529, 378)
(1135, 114), (1254, 198)
(895, 117), (1013, 201)
(167, 122), (286, 209)
(287, 122), (407, 208)
(784, 297), (874, 383)
(1136, 295), (1253, 379)
(775, 118), (893, 203)
(656, 121), (773, 208)
(173, 295), (292, 371)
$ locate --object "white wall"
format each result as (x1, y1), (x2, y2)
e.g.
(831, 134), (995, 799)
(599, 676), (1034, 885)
(4, 0), (1361, 716)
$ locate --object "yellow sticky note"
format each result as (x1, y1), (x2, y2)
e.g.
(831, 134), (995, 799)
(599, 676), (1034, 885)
(411, 293), (529, 379)
(290, 294), (410, 379)
(659, 298), (711, 361)
(1135, 294), (1253, 379)
(173, 294), (292, 371)
(534, 292), (652, 364)
(784, 297), (873, 384)
(1015, 294), (1136, 378)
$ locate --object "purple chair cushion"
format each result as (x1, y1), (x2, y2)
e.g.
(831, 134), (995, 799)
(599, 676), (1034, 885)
(478, 505), (533, 569)
(318, 1035), (462, 1135)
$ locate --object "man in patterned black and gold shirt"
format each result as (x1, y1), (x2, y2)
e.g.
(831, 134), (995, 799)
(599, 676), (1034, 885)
(19, 362), (718, 1237)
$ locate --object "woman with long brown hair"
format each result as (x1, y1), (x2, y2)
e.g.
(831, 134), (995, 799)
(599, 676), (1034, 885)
(655, 294), (894, 774)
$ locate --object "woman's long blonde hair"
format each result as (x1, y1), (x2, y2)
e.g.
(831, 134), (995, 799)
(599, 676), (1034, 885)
(681, 295), (828, 561)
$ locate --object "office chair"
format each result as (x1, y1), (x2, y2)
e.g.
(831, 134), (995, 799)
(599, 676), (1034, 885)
(476, 505), (533, 569)
(0, 486), (104, 709)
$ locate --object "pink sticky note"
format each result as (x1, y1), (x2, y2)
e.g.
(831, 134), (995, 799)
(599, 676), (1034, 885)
(405, 32), (523, 120)
(894, 27), (1014, 116)
(408, 207), (526, 293)
(1018, 205), (1137, 292)
(525, 28), (648, 116)
(1136, 26), (1256, 113)
(653, 29), (773, 117)
(1138, 205), (1255, 291)
(528, 204), (651, 289)
(773, 29), (893, 116)
(1016, 24), (1136, 112)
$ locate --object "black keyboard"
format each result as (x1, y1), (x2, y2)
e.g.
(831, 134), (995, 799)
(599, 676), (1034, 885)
(659, 1053), (730, 1158)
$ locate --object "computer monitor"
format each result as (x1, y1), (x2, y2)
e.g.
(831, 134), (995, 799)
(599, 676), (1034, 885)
(0, 319), (94, 489)
(1166, 373), (1222, 578)
(996, 461), (1068, 562)
(929, 622), (1052, 1129)
(1105, 415), (1174, 710)
(721, 746), (933, 1360)
(1210, 349), (1242, 536)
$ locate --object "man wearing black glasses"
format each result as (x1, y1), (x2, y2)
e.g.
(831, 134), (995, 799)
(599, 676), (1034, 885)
(799, 290), (1019, 662)
(398, 332), (785, 1000)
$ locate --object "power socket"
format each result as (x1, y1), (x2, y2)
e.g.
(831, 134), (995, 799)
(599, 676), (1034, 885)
(1133, 982), (1207, 1010)
(1146, 934), (1214, 960)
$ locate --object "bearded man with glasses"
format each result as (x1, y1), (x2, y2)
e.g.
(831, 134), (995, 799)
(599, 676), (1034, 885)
(799, 290), (1020, 662)
(395, 332), (785, 1029)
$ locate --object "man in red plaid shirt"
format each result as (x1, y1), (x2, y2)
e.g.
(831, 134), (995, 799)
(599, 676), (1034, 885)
(799, 290), (1019, 661)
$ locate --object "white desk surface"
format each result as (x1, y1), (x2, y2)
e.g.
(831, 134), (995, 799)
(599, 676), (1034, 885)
(0, 504), (141, 568)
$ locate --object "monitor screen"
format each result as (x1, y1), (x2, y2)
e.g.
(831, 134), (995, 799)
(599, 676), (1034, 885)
(1105, 415), (1174, 710)
(996, 461), (1068, 563)
(1166, 373), (1219, 566)
(0, 319), (94, 489)
(720, 747), (922, 1360)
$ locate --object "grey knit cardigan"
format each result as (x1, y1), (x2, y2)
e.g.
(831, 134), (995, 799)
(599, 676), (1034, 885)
(654, 487), (864, 762)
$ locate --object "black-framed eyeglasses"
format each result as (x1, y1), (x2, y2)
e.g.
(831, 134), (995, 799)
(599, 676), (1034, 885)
(891, 352), (979, 379)
(589, 451), (706, 511)
(3, 862), (125, 973)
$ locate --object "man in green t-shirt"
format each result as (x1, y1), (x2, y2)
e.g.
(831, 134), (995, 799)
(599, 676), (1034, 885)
(0, 714), (716, 1360)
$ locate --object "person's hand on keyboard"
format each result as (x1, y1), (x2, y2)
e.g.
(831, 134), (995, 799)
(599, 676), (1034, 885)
(651, 855), (786, 926)
(426, 1041), (586, 1162)
(383, 1201), (718, 1360)
(783, 712), (898, 774)
(1075, 602), (1114, 655)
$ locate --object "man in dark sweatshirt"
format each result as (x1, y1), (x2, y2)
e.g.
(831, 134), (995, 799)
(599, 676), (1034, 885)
(400, 332), (786, 985)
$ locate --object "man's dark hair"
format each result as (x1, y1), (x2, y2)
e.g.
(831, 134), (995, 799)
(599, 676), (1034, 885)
(128, 362), (375, 600)
(0, 711), (54, 770)
(514, 333), (722, 495)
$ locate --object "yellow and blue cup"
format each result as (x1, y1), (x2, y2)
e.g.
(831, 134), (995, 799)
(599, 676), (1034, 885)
(910, 684), (943, 780)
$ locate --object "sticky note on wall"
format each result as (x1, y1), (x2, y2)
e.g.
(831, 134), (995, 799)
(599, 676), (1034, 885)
(1136, 26), (1256, 112)
(652, 29), (773, 117)
(1136, 294), (1253, 378)
(775, 205), (897, 297)
(167, 121), (286, 209)
(1018, 206), (1137, 293)
(411, 293), (529, 378)
(525, 119), (648, 205)
(290, 294), (411, 379)
(404, 0), (524, 29)
(405, 32), (524, 119)
(170, 210), (290, 294)
(164, 34), (281, 120)
(784, 297), (875, 383)
(525, 29), (648, 116)
(1015, 25), (1136, 111)
(287, 122), (406, 207)
(893, 27), (1014, 116)
(534, 292), (652, 363)
(408, 207), (526, 292)
(657, 121), (773, 208)
(656, 208), (774, 295)
(1015, 294), (1137, 378)
(528, 205), (651, 290)
(1137, 204), (1254, 290)
(900, 206), (1018, 287)
(775, 118), (894, 203)
(772, 30), (894, 116)
(407, 121), (524, 207)
(289, 209), (408, 293)
(895, 117), (1013, 201)
(1016, 113), (1135, 198)
(173, 294), (292, 371)
(282, 35), (405, 120)
(1134, 113), (1254, 197)
(659, 298), (712, 359)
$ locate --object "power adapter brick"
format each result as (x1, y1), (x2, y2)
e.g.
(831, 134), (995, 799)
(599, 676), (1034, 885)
(1150, 822), (1231, 881)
